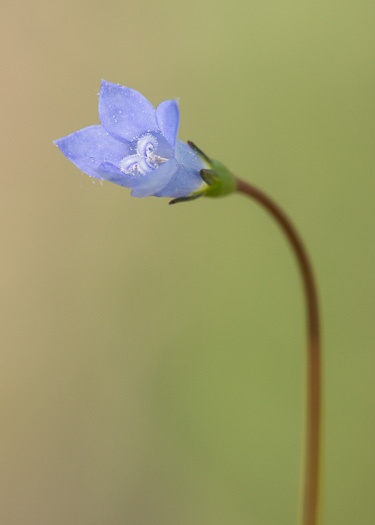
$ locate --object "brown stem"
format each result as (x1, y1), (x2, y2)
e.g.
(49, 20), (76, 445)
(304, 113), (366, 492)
(235, 177), (321, 525)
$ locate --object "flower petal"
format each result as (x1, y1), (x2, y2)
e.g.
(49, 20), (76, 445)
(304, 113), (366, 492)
(99, 80), (158, 142)
(154, 164), (205, 198)
(154, 140), (206, 198)
(174, 140), (205, 170)
(53, 125), (129, 179)
(131, 159), (178, 198)
(156, 140), (206, 198)
(97, 162), (140, 188)
(156, 99), (180, 149)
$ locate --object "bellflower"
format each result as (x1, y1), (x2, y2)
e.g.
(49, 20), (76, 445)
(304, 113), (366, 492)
(54, 82), (322, 525)
(54, 80), (209, 199)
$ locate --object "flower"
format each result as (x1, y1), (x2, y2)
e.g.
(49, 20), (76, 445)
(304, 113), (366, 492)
(53, 80), (206, 198)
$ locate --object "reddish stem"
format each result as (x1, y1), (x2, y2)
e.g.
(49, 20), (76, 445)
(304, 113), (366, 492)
(235, 177), (321, 525)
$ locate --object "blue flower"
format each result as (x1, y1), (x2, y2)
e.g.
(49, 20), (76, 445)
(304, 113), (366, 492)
(54, 80), (206, 198)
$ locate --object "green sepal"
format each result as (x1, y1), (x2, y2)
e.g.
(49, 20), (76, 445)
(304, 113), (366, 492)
(169, 193), (203, 205)
(200, 169), (216, 186)
(188, 141), (236, 198)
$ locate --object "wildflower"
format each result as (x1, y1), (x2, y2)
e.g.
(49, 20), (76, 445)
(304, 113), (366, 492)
(54, 80), (207, 198)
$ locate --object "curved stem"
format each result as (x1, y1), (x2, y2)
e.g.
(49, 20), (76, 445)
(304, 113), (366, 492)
(235, 177), (321, 525)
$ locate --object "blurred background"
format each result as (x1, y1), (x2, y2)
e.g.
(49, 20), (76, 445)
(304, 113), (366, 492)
(1, 0), (374, 524)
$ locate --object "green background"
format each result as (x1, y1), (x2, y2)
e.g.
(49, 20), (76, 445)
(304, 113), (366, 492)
(2, 0), (374, 523)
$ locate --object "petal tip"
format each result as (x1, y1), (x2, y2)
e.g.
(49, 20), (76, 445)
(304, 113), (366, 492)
(99, 79), (122, 94)
(53, 137), (65, 149)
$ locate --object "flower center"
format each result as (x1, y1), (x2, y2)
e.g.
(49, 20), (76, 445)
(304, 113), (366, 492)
(120, 134), (168, 176)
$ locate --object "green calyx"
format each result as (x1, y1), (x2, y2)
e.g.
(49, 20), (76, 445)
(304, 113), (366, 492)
(169, 141), (236, 205)
(188, 141), (237, 198)
(201, 161), (236, 197)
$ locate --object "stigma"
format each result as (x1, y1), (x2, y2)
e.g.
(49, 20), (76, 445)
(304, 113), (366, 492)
(120, 134), (168, 176)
